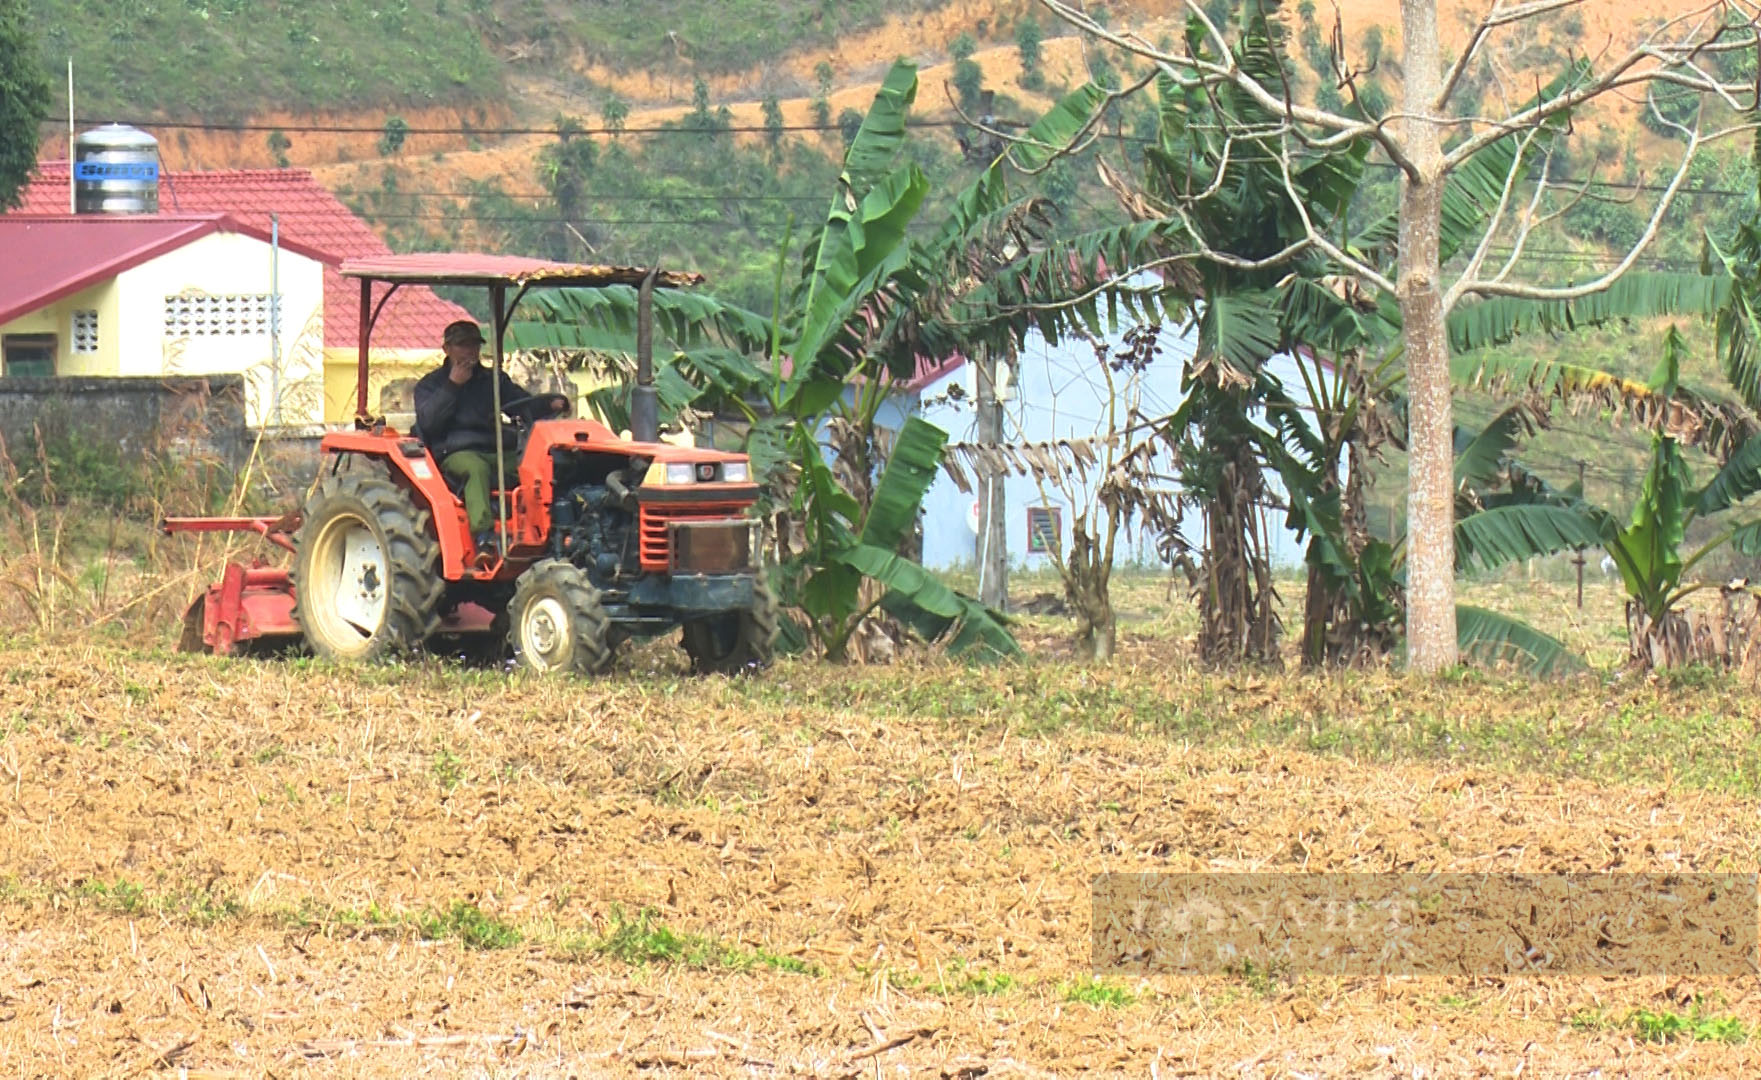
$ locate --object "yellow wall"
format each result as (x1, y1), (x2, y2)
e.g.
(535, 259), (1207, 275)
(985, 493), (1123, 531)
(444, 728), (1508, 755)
(0, 279), (121, 375)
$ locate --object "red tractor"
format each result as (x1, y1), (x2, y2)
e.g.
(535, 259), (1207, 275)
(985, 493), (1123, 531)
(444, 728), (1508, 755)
(166, 254), (775, 675)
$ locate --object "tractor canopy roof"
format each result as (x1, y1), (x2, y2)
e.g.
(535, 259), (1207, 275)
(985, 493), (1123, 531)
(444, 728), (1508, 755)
(339, 254), (705, 290)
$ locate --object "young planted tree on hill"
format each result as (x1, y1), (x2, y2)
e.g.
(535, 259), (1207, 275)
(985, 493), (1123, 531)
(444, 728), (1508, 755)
(1039, 0), (1761, 674)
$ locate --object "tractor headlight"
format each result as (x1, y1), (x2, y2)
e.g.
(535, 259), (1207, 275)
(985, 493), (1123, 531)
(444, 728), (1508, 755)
(664, 462), (697, 485)
(721, 461), (749, 483)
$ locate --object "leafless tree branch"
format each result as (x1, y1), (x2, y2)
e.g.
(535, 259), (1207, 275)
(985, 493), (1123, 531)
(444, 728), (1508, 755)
(1036, 0), (1423, 176)
(1436, 0), (1590, 111)
(941, 70), (1158, 176)
(1442, 1), (1761, 169)
(1454, 120), (1759, 304)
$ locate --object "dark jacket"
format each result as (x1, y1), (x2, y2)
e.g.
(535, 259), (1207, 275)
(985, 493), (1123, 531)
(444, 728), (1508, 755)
(412, 364), (534, 456)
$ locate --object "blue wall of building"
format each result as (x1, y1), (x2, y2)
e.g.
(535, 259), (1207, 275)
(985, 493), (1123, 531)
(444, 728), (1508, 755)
(906, 319), (1330, 573)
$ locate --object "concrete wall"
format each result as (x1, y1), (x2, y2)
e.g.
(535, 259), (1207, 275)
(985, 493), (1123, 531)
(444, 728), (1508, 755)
(0, 374), (248, 468)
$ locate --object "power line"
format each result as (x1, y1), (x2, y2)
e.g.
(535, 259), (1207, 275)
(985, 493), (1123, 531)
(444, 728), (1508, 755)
(61, 113), (1761, 199)
(342, 189), (828, 202)
(52, 116), (978, 137)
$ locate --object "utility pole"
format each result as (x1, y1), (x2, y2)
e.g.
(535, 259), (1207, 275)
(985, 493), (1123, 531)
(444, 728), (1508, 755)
(974, 346), (1009, 612)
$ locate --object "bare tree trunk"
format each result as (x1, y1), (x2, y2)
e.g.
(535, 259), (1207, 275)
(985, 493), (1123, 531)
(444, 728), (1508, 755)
(975, 346), (1009, 612)
(1398, 0), (1457, 674)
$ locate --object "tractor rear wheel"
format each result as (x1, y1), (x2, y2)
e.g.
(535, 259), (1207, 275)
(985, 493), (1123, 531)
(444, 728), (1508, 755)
(681, 578), (778, 675)
(292, 467), (442, 661)
(508, 560), (614, 676)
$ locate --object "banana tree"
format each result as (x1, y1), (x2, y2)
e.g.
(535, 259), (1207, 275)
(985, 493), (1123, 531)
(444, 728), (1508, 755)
(508, 61), (1117, 660)
(1450, 327), (1761, 670)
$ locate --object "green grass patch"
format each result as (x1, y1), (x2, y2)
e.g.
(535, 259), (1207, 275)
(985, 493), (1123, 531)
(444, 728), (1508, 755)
(70, 876), (241, 925)
(593, 906), (818, 975)
(724, 661), (1761, 798)
(1628, 1005), (1749, 1045)
(415, 900), (522, 950)
(1573, 1001), (1748, 1044)
(933, 960), (1017, 996)
(1061, 976), (1136, 1008)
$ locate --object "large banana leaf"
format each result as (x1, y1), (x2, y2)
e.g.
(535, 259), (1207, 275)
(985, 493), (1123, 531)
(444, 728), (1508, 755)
(839, 543), (1019, 660)
(1199, 288), (1283, 377)
(833, 60), (918, 202)
(934, 219), (1186, 353)
(861, 416), (945, 550)
(1456, 605), (1586, 678)
(1446, 272), (1729, 355)
(1729, 518), (1761, 556)
(1453, 403), (1533, 494)
(1454, 503), (1609, 573)
(790, 61), (919, 378)
(1607, 436), (1690, 616)
(784, 164), (930, 411)
(1694, 417), (1761, 518)
(1708, 228), (1761, 413)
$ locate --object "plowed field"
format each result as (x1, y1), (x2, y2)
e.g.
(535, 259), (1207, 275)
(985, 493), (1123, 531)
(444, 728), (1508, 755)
(3, 583), (1760, 1076)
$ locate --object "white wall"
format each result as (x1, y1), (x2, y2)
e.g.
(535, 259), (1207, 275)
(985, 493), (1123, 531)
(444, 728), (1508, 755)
(114, 230), (326, 426)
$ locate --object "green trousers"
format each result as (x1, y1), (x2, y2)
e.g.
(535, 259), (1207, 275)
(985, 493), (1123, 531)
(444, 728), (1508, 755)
(441, 450), (519, 533)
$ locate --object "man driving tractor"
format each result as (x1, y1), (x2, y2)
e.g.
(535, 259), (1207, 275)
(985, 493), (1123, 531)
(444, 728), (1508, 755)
(413, 319), (568, 546)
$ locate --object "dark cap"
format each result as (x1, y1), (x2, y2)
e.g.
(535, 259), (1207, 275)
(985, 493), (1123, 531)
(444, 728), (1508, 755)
(443, 320), (485, 346)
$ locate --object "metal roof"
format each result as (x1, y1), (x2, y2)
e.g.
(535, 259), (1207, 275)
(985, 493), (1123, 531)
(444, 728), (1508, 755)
(0, 214), (331, 327)
(339, 254), (706, 289)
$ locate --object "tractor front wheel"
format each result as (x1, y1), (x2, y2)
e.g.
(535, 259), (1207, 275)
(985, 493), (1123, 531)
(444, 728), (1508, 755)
(508, 560), (614, 676)
(292, 468), (443, 661)
(681, 578), (778, 675)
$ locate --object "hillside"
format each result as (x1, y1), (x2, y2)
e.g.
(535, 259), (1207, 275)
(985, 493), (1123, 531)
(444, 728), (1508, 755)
(25, 0), (1755, 520)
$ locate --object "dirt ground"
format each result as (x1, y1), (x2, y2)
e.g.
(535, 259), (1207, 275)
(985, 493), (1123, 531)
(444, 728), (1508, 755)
(3, 576), (1760, 1076)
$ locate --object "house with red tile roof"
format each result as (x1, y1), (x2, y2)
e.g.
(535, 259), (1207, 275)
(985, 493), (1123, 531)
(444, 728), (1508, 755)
(9, 163), (471, 423)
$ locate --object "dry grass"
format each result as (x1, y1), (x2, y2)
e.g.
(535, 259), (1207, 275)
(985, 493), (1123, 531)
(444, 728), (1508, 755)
(1, 565), (1760, 1075)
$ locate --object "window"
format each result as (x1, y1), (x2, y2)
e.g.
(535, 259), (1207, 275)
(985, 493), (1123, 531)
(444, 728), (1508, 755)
(163, 293), (273, 337)
(2, 334), (56, 377)
(71, 310), (99, 354)
(1026, 505), (1061, 555)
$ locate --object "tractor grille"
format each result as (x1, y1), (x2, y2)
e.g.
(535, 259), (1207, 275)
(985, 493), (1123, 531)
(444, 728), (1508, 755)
(638, 504), (753, 572)
(670, 520), (757, 574)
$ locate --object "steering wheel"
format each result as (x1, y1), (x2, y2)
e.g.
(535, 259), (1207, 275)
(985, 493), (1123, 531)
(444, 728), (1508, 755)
(498, 393), (567, 420)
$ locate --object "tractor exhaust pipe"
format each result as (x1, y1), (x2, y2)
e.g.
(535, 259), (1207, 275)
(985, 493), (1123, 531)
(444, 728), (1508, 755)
(631, 267), (659, 444)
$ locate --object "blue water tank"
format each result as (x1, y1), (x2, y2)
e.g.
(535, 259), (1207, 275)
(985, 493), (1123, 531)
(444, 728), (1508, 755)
(73, 124), (160, 214)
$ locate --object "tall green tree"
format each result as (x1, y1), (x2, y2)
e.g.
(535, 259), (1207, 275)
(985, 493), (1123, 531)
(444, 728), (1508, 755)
(0, 0), (50, 210)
